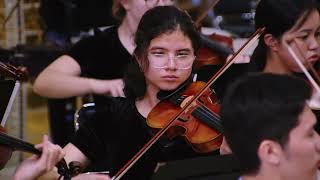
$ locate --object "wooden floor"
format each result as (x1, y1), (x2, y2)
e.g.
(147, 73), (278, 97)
(0, 83), (50, 179)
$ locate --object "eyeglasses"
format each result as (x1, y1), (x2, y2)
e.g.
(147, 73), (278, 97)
(148, 51), (195, 70)
(144, 0), (176, 8)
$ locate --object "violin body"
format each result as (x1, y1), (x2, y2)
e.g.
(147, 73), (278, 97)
(147, 81), (223, 153)
(195, 31), (234, 70)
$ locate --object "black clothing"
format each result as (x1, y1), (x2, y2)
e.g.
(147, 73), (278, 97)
(73, 0), (116, 31)
(40, 0), (115, 33)
(67, 26), (132, 104)
(47, 98), (76, 147)
(67, 26), (131, 80)
(152, 154), (241, 180)
(196, 63), (250, 100)
(71, 97), (218, 180)
(48, 26), (131, 146)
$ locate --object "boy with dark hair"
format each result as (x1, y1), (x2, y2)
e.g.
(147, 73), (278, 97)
(222, 73), (320, 180)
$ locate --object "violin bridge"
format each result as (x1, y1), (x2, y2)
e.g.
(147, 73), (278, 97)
(180, 95), (194, 108)
(178, 116), (189, 122)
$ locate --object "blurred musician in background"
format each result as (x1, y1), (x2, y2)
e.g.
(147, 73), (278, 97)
(220, 0), (320, 154)
(222, 73), (320, 180)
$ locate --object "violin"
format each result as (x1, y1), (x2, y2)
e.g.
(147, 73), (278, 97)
(0, 128), (82, 179)
(0, 60), (83, 179)
(191, 0), (234, 69)
(0, 62), (28, 170)
(111, 28), (265, 180)
(196, 32), (234, 69)
(148, 81), (223, 153)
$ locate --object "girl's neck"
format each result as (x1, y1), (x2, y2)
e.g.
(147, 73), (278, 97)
(118, 17), (137, 55)
(135, 86), (160, 118)
(263, 52), (292, 75)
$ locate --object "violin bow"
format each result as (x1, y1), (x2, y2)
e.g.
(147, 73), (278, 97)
(292, 39), (320, 84)
(284, 38), (320, 94)
(284, 37), (320, 111)
(111, 27), (265, 180)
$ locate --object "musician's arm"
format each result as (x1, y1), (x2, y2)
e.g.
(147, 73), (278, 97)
(62, 143), (90, 168)
(33, 55), (95, 98)
(33, 55), (125, 98)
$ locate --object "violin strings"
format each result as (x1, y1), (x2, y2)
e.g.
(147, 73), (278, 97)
(191, 104), (223, 132)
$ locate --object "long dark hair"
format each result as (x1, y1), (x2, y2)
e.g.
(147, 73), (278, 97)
(112, 0), (125, 23)
(249, 0), (318, 72)
(124, 6), (200, 100)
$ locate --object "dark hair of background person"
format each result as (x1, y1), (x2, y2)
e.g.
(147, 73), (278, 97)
(221, 73), (311, 174)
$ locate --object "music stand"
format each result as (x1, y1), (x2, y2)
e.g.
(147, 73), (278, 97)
(152, 154), (242, 180)
(0, 80), (20, 126)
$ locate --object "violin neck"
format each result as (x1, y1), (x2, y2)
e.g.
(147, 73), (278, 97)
(0, 131), (77, 179)
(0, 131), (41, 155)
(192, 105), (223, 133)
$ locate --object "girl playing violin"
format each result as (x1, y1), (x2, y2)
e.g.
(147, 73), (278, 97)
(220, 0), (320, 154)
(33, 0), (176, 150)
(47, 6), (217, 180)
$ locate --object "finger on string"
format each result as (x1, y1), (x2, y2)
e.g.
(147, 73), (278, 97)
(37, 139), (49, 170)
